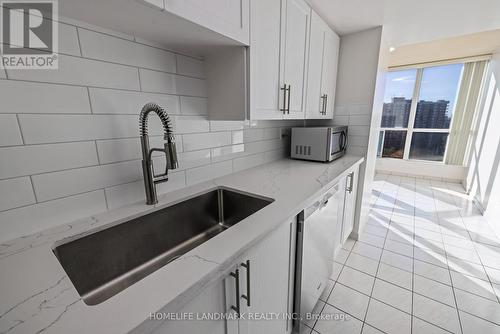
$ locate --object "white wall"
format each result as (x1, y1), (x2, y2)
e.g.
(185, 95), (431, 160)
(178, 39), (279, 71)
(465, 53), (500, 230)
(0, 17), (302, 242)
(376, 158), (466, 182)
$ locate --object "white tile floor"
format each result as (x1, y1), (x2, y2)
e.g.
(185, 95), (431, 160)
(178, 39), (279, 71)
(301, 174), (500, 334)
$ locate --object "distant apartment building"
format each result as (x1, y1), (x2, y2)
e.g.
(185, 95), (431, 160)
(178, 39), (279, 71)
(414, 100), (450, 128)
(382, 97), (412, 127)
(382, 97), (451, 129)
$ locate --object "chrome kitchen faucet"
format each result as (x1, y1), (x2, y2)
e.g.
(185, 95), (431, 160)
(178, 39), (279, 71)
(139, 103), (178, 205)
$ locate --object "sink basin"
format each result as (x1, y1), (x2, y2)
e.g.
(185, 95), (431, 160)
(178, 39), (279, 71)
(53, 187), (273, 305)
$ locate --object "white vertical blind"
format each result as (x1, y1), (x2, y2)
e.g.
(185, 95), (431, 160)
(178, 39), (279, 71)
(445, 60), (488, 165)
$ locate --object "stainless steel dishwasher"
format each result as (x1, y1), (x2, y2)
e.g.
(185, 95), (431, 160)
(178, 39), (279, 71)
(293, 182), (343, 331)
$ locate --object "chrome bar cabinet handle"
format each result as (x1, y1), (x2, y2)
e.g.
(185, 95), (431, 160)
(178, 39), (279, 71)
(280, 84), (288, 114)
(286, 85), (291, 114)
(241, 260), (251, 307)
(230, 269), (240, 316)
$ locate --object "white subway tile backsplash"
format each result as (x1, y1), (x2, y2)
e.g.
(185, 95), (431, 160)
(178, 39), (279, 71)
(7, 54), (140, 90)
(183, 132), (232, 151)
(0, 115), (23, 146)
(243, 127), (280, 142)
(348, 135), (369, 148)
(232, 130), (244, 144)
(140, 69), (207, 97)
(62, 17), (135, 41)
(0, 190), (106, 242)
(180, 96), (207, 115)
(233, 153), (264, 172)
(211, 144), (245, 162)
(211, 139), (284, 162)
(153, 149), (211, 173)
(349, 115), (371, 126)
(59, 22), (82, 56)
(210, 121), (245, 132)
(139, 70), (176, 94)
(0, 17), (299, 242)
(78, 28), (177, 73)
(176, 55), (205, 78)
(263, 148), (287, 163)
(32, 160), (142, 202)
(348, 125), (370, 136)
(177, 149), (211, 170)
(0, 177), (36, 211)
(89, 88), (180, 115)
(175, 75), (208, 97)
(174, 116), (209, 133)
(0, 80), (91, 114)
(243, 128), (264, 142)
(0, 142), (98, 179)
(332, 116), (349, 125)
(186, 161), (233, 185)
(96, 136), (182, 164)
(18, 114), (164, 144)
(105, 171), (186, 210)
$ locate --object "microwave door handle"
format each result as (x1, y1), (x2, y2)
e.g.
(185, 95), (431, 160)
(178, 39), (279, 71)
(340, 132), (347, 151)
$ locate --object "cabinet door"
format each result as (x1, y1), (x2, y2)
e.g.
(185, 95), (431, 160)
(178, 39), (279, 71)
(239, 220), (293, 334)
(249, 0), (284, 120)
(334, 177), (347, 258)
(341, 167), (359, 244)
(282, 0), (310, 119)
(163, 0), (250, 45)
(320, 29), (340, 119)
(305, 11), (327, 119)
(150, 279), (227, 334)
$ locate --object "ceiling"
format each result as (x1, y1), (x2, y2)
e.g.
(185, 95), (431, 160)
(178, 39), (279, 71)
(306, 0), (385, 36)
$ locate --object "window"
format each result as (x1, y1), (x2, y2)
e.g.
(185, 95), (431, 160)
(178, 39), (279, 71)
(378, 63), (463, 162)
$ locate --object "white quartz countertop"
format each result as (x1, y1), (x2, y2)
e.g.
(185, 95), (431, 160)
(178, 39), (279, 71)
(0, 155), (364, 334)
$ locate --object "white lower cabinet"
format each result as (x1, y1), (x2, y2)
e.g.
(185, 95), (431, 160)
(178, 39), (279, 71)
(341, 165), (359, 244)
(238, 220), (295, 334)
(150, 219), (296, 334)
(332, 165), (360, 257)
(149, 165), (360, 334)
(150, 279), (227, 334)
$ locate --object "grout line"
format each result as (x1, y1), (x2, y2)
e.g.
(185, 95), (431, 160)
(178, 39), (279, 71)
(102, 187), (109, 210)
(94, 141), (101, 165)
(0, 39), (205, 80)
(137, 68), (142, 91)
(0, 77), (208, 98)
(15, 114), (25, 145)
(86, 87), (94, 114)
(75, 27), (83, 57)
(29, 175), (38, 203)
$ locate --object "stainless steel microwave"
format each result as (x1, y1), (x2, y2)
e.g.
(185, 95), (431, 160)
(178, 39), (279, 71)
(291, 126), (348, 162)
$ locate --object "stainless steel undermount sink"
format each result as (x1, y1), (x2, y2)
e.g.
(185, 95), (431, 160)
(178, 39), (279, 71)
(53, 187), (273, 306)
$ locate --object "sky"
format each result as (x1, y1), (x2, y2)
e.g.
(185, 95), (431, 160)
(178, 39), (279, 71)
(383, 64), (464, 112)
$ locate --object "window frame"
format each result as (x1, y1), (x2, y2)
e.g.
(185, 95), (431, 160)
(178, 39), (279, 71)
(379, 65), (461, 162)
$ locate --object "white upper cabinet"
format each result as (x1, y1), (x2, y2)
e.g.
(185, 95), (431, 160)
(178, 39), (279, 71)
(281, 0), (311, 119)
(305, 11), (339, 119)
(321, 27), (340, 118)
(140, 0), (250, 45)
(248, 0), (284, 120)
(249, 0), (310, 120)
